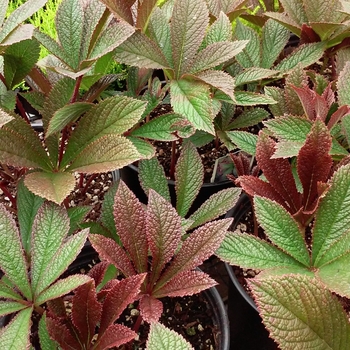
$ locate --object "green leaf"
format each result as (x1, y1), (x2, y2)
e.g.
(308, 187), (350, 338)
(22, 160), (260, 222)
(227, 107), (270, 129)
(39, 314), (58, 350)
(0, 301), (28, 316)
(274, 43), (325, 72)
(17, 179), (44, 253)
(146, 322), (194, 350)
(337, 61), (350, 106)
(234, 91), (276, 106)
(204, 12), (232, 45)
(36, 275), (92, 305)
(0, 280), (22, 301)
(100, 182), (119, 241)
(46, 102), (93, 137)
(226, 130), (258, 155)
(67, 206), (91, 235)
(67, 134), (142, 173)
(261, 19), (290, 69)
(139, 158), (171, 202)
(217, 232), (304, 270)
(188, 187), (241, 230)
(235, 68), (278, 87)
(171, 0), (209, 78)
(24, 171), (76, 204)
(0, 204), (31, 300)
(0, 108), (14, 128)
(175, 141), (203, 217)
(254, 196), (310, 266)
(264, 86), (286, 117)
(127, 136), (155, 159)
(249, 275), (350, 350)
(170, 78), (214, 135)
(35, 230), (88, 296)
(0, 307), (32, 349)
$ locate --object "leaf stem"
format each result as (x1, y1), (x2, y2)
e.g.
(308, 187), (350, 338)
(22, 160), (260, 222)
(16, 95), (31, 124)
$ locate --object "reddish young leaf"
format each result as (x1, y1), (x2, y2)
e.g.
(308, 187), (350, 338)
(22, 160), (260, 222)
(321, 83), (335, 109)
(98, 274), (146, 335)
(256, 131), (301, 214)
(114, 181), (148, 273)
(87, 261), (110, 287)
(313, 93), (329, 121)
(71, 280), (102, 347)
(328, 105), (350, 130)
(297, 119), (332, 213)
(94, 323), (136, 350)
(230, 152), (252, 176)
(291, 85), (316, 120)
(139, 294), (163, 323)
(46, 298), (67, 318)
(89, 235), (136, 277)
(153, 270), (217, 298)
(300, 24), (321, 43)
(146, 190), (182, 284)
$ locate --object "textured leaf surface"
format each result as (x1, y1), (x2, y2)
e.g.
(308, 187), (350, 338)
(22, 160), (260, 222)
(170, 79), (214, 134)
(0, 307), (32, 349)
(139, 295), (163, 323)
(227, 107), (270, 129)
(249, 275), (350, 350)
(188, 187), (241, 229)
(38, 314), (57, 350)
(254, 196), (310, 266)
(0, 204), (31, 300)
(234, 91), (276, 106)
(94, 324), (136, 349)
(337, 61), (350, 106)
(113, 181), (148, 273)
(0, 281), (22, 301)
(147, 190), (182, 283)
(139, 158), (171, 202)
(24, 171), (76, 204)
(146, 322), (194, 350)
(0, 301), (28, 316)
(171, 0), (208, 78)
(226, 130), (258, 155)
(175, 142), (203, 217)
(0, 108), (13, 128)
(100, 182), (119, 240)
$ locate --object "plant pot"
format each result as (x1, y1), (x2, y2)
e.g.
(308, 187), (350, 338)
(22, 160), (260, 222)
(120, 163), (233, 216)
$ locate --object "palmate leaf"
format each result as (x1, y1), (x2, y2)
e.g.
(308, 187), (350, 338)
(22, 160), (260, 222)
(24, 171), (76, 205)
(113, 181), (148, 273)
(249, 275), (350, 350)
(0, 307), (32, 349)
(175, 141), (203, 217)
(171, 0), (209, 78)
(0, 204), (31, 300)
(170, 78), (214, 135)
(146, 322), (194, 350)
(138, 158), (171, 202)
(147, 190), (182, 283)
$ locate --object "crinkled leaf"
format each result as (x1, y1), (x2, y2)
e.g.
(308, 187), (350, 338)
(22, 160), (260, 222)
(0, 307), (32, 349)
(188, 187), (241, 230)
(227, 107), (270, 129)
(94, 324), (136, 349)
(146, 322), (194, 350)
(24, 171), (76, 204)
(147, 190), (182, 283)
(113, 180), (148, 273)
(0, 204), (31, 300)
(249, 275), (350, 350)
(175, 141), (203, 217)
(139, 294), (163, 323)
(204, 11), (232, 45)
(127, 136), (155, 159)
(234, 91), (276, 106)
(0, 281), (22, 301)
(170, 78), (214, 134)
(235, 68), (278, 87)
(139, 158), (171, 202)
(226, 130), (258, 155)
(171, 0), (209, 78)
(154, 270), (217, 298)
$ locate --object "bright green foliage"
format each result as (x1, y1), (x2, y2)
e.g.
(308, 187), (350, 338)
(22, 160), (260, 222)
(0, 184), (91, 348)
(146, 322), (194, 350)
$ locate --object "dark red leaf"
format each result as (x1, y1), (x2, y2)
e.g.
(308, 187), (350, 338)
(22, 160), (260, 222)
(291, 85), (316, 120)
(139, 294), (163, 323)
(327, 105), (350, 129)
(300, 24), (320, 43)
(47, 298), (67, 318)
(88, 261), (110, 287)
(94, 324), (136, 350)
(230, 153), (252, 176)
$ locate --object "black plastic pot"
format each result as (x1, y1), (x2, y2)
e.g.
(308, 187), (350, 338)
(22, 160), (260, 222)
(120, 163), (233, 217)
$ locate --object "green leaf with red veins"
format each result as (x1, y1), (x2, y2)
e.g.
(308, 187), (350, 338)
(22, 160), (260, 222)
(156, 219), (232, 290)
(138, 158), (171, 202)
(31, 203), (70, 294)
(195, 70), (236, 102)
(94, 324), (137, 349)
(204, 12), (232, 45)
(146, 322), (194, 350)
(114, 31), (170, 69)
(99, 0), (135, 25)
(24, 171), (76, 205)
(256, 132), (301, 214)
(175, 141), (203, 217)
(114, 181), (148, 273)
(249, 275), (350, 350)
(277, 0), (308, 27)
(139, 294), (163, 323)
(297, 120), (332, 212)
(71, 280), (102, 347)
(170, 78), (214, 135)
(147, 190), (182, 283)
(35, 230), (88, 296)
(337, 61), (350, 106)
(171, 0), (209, 78)
(99, 274), (146, 335)
(61, 95), (147, 168)
(188, 187), (242, 230)
(89, 235), (137, 277)
(254, 196), (310, 266)
(0, 204), (31, 300)
(153, 270), (217, 298)
(66, 134), (143, 174)
(0, 307), (32, 349)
